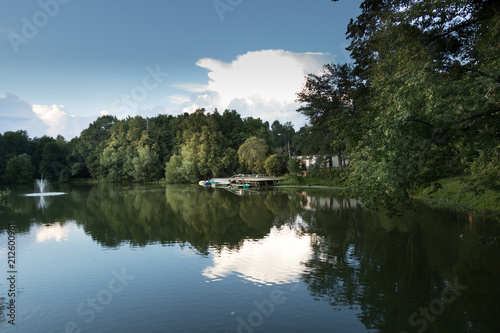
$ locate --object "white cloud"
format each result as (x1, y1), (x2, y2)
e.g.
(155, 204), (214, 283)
(32, 104), (95, 139)
(171, 49), (335, 127)
(168, 95), (190, 105)
(0, 93), (49, 137)
(0, 94), (95, 139)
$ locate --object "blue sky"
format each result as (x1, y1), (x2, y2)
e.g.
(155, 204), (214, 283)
(0, 0), (362, 139)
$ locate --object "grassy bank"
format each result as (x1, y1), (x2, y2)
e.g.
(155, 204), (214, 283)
(415, 177), (500, 215)
(277, 169), (344, 188)
(278, 172), (500, 216)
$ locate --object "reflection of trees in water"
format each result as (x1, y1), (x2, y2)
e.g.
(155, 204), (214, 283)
(2, 184), (301, 249)
(299, 199), (500, 332)
(299, 194), (365, 310)
(77, 185), (295, 252)
(3, 185), (500, 332)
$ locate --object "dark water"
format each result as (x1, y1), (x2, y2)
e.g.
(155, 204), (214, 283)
(0, 183), (499, 333)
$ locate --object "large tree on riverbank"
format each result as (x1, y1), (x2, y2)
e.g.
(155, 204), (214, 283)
(238, 136), (269, 174)
(313, 0), (500, 213)
(297, 63), (363, 172)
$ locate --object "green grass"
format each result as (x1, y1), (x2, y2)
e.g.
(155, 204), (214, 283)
(277, 169), (345, 188)
(415, 176), (500, 215)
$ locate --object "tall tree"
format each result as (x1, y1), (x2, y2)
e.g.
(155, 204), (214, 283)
(5, 154), (34, 184)
(297, 63), (361, 172)
(39, 139), (69, 181)
(0, 130), (33, 182)
(270, 120), (296, 157)
(238, 136), (268, 173)
(340, 0), (500, 212)
(79, 115), (117, 178)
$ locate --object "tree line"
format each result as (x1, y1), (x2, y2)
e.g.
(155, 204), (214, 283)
(0, 109), (315, 185)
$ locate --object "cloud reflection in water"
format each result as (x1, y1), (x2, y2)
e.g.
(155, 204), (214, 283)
(203, 224), (313, 285)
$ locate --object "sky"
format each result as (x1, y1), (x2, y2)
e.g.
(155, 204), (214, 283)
(0, 0), (363, 139)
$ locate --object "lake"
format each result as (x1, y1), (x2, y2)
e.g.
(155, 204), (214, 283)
(1, 183), (499, 332)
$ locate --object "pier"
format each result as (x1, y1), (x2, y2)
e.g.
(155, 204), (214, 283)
(209, 174), (280, 187)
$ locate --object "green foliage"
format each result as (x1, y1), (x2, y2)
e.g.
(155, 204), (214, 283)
(292, 0), (500, 214)
(0, 130), (34, 182)
(178, 144), (199, 182)
(0, 189), (8, 204)
(464, 145), (500, 193)
(0, 110), (289, 184)
(0, 131), (77, 183)
(66, 137), (88, 177)
(79, 115), (118, 179)
(221, 147), (238, 175)
(287, 157), (305, 178)
(164, 150), (200, 184)
(264, 154), (282, 177)
(418, 177), (500, 214)
(297, 63), (361, 171)
(39, 140), (69, 181)
(238, 136), (268, 173)
(131, 145), (161, 182)
(165, 154), (187, 183)
(5, 154), (34, 184)
(0, 189), (13, 214)
(270, 120), (295, 156)
(279, 168), (342, 187)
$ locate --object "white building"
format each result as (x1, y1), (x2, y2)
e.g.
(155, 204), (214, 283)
(296, 155), (345, 169)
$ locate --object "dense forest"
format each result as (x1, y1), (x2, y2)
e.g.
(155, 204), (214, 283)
(0, 110), (310, 185)
(1, 0), (499, 213)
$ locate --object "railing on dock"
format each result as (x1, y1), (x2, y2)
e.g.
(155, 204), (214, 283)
(208, 174), (280, 187)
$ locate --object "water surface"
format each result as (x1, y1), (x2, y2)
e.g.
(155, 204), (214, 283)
(1, 184), (499, 332)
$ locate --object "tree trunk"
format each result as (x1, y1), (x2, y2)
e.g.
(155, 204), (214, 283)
(328, 156), (333, 180)
(337, 149), (343, 172)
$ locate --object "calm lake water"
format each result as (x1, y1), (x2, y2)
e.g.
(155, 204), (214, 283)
(1, 183), (499, 333)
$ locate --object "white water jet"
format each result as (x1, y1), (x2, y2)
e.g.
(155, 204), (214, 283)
(24, 176), (65, 197)
(35, 177), (50, 193)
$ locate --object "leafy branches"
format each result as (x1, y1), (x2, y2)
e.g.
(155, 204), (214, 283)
(301, 0), (500, 214)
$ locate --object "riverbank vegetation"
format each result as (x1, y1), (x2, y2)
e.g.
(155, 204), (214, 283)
(0, 0), (498, 214)
(416, 176), (500, 215)
(0, 112), (305, 185)
(279, 168), (343, 188)
(296, 0), (500, 214)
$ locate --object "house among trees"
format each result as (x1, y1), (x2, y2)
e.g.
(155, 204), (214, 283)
(297, 155), (347, 170)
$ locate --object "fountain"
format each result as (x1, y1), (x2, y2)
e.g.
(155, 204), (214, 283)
(24, 175), (66, 197)
(35, 176), (50, 193)
(23, 175), (66, 210)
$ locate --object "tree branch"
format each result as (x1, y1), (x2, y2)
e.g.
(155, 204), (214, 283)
(426, 17), (481, 45)
(458, 107), (500, 125)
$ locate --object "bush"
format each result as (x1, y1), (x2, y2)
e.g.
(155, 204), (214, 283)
(5, 154), (35, 184)
(264, 154), (282, 177)
(287, 157), (305, 178)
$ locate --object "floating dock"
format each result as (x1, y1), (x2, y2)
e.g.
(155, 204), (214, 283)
(208, 174), (280, 187)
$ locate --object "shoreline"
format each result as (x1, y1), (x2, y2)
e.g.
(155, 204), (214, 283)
(65, 177), (500, 217)
(414, 195), (500, 218)
(276, 179), (500, 217)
